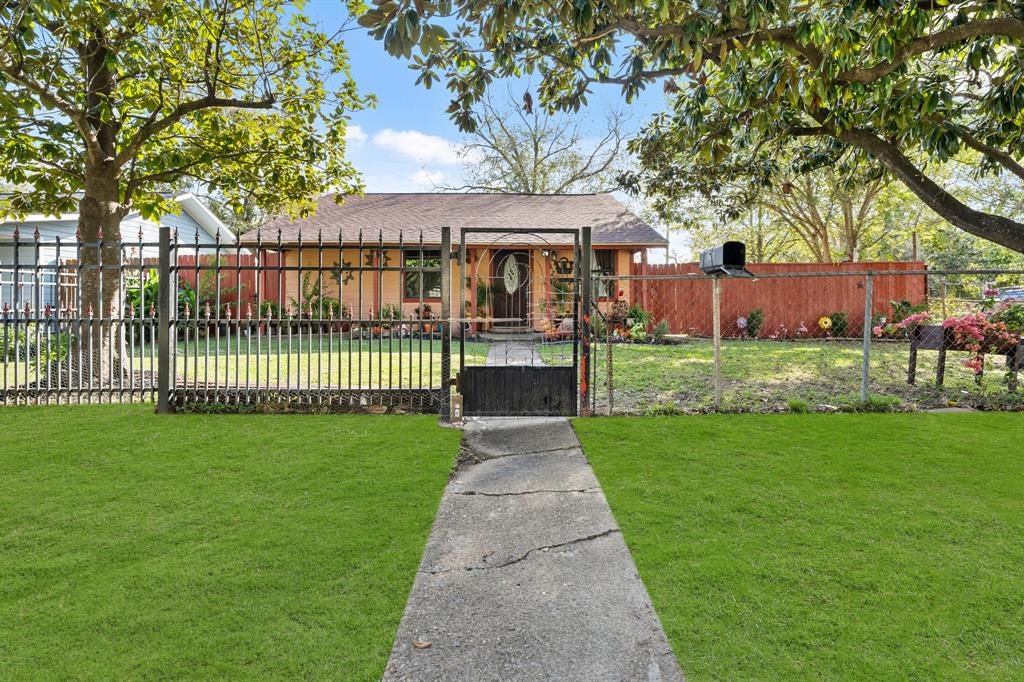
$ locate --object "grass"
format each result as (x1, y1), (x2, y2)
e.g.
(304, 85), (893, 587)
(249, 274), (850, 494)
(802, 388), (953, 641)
(551, 338), (1023, 413)
(169, 338), (488, 389)
(0, 405), (460, 679)
(4, 338), (489, 390)
(574, 414), (1024, 680)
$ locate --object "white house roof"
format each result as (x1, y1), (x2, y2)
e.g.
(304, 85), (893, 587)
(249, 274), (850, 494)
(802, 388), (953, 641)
(0, 193), (234, 243)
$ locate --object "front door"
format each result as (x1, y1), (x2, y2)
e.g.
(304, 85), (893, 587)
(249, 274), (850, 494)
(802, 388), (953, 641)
(491, 249), (530, 327)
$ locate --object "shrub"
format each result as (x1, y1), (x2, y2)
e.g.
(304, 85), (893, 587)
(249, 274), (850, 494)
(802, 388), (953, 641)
(645, 401), (685, 415)
(992, 303), (1024, 334)
(829, 311), (849, 337)
(873, 311), (932, 339)
(861, 395), (900, 412)
(652, 319), (669, 342)
(890, 299), (927, 322)
(591, 313), (607, 338)
(259, 301), (281, 319)
(1, 324), (72, 365)
(747, 308), (764, 337)
(943, 312), (1017, 373)
(787, 398), (810, 413)
(628, 322), (648, 342)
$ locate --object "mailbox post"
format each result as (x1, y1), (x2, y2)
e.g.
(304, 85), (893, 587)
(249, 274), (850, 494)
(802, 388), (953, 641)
(699, 242), (754, 411)
(712, 275), (722, 409)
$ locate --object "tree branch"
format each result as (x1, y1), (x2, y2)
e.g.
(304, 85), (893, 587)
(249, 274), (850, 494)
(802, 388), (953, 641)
(829, 123), (1024, 252)
(956, 128), (1024, 182)
(0, 60), (102, 163)
(836, 18), (1024, 83)
(115, 93), (276, 168)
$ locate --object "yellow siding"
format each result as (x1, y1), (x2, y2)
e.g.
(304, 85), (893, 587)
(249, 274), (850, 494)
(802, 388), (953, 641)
(280, 245), (637, 325)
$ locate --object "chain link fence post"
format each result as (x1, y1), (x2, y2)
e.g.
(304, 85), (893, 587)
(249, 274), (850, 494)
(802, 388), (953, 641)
(606, 320), (614, 415)
(861, 273), (873, 403)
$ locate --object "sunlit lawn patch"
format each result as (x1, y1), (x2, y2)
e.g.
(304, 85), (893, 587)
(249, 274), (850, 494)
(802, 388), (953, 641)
(0, 405), (459, 678)
(575, 414), (1024, 680)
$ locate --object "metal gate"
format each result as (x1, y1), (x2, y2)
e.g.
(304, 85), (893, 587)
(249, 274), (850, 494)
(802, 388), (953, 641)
(455, 227), (592, 416)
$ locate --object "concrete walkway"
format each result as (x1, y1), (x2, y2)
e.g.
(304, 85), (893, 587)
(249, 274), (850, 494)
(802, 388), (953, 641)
(382, 418), (683, 682)
(485, 340), (542, 366)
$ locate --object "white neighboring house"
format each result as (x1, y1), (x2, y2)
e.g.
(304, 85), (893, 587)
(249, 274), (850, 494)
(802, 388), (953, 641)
(0, 193), (234, 312)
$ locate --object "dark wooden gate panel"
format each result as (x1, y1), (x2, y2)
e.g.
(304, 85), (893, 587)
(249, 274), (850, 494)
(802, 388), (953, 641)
(460, 366), (576, 416)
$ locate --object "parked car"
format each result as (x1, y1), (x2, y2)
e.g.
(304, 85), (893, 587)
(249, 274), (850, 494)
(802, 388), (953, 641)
(998, 287), (1024, 303)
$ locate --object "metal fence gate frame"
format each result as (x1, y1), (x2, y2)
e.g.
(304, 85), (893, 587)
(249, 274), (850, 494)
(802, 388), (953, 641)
(455, 226), (592, 417)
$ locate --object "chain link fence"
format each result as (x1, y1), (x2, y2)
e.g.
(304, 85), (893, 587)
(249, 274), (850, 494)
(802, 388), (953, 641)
(589, 268), (1024, 414)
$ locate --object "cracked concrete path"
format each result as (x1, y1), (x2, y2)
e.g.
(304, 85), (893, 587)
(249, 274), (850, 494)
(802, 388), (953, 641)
(382, 417), (684, 682)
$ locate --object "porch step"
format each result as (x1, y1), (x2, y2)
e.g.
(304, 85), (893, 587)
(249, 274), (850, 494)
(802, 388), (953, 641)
(478, 331), (542, 342)
(485, 325), (534, 335)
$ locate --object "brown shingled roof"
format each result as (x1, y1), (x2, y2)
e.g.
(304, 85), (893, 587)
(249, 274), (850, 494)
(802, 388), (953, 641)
(239, 193), (666, 247)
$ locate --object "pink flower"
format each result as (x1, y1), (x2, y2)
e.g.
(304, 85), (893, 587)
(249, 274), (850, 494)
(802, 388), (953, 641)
(872, 324), (884, 337)
(964, 358), (984, 374)
(896, 312), (931, 328)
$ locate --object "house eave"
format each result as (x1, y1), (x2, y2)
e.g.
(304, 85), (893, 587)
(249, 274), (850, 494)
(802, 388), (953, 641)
(238, 239), (668, 249)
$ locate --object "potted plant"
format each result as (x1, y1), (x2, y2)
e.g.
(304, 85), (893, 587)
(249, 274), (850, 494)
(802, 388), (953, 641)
(415, 304), (435, 335)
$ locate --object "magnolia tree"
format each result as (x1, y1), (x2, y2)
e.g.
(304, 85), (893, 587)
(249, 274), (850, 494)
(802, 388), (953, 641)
(0, 0), (369, 378)
(360, 0), (1024, 252)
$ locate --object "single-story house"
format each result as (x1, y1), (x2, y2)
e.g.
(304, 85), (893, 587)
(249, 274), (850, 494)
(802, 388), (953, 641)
(0, 193), (233, 311)
(240, 193), (668, 329)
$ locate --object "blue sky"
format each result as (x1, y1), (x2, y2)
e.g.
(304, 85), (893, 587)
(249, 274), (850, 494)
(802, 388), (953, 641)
(306, 3), (665, 188)
(303, 2), (685, 258)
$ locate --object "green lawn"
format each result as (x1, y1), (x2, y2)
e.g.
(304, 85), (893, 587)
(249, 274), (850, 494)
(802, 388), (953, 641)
(555, 339), (1023, 413)
(169, 338), (487, 389)
(575, 414), (1024, 680)
(0, 406), (459, 679)
(4, 338), (489, 391)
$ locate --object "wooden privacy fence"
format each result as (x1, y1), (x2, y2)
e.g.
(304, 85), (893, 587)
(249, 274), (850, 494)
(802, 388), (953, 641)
(174, 253), (282, 315)
(631, 261), (928, 336)
(54, 254), (283, 315)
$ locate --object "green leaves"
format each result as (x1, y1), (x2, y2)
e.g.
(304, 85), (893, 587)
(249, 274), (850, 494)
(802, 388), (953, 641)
(356, 0), (1024, 248)
(0, 0), (371, 224)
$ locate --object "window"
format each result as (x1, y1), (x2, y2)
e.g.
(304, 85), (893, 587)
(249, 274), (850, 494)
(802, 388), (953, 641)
(594, 250), (616, 298)
(403, 249), (442, 299)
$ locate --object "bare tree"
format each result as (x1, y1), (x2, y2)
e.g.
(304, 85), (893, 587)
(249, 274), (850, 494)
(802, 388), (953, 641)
(445, 94), (628, 194)
(767, 174), (887, 263)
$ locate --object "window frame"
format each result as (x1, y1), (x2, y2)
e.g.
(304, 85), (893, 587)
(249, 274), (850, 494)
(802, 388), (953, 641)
(593, 249), (618, 300)
(402, 248), (443, 302)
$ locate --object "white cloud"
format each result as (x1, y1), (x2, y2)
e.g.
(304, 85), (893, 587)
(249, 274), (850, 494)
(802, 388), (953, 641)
(372, 128), (466, 165)
(344, 124), (368, 146)
(408, 169), (445, 187)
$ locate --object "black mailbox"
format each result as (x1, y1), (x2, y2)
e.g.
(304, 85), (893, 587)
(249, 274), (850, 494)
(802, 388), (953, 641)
(699, 241), (754, 277)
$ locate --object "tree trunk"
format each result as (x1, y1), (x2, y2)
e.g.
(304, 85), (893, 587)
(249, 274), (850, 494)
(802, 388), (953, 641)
(56, 170), (131, 391)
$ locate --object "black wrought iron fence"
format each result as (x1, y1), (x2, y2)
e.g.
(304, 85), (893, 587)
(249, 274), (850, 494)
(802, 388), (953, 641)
(1, 226), (453, 413)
